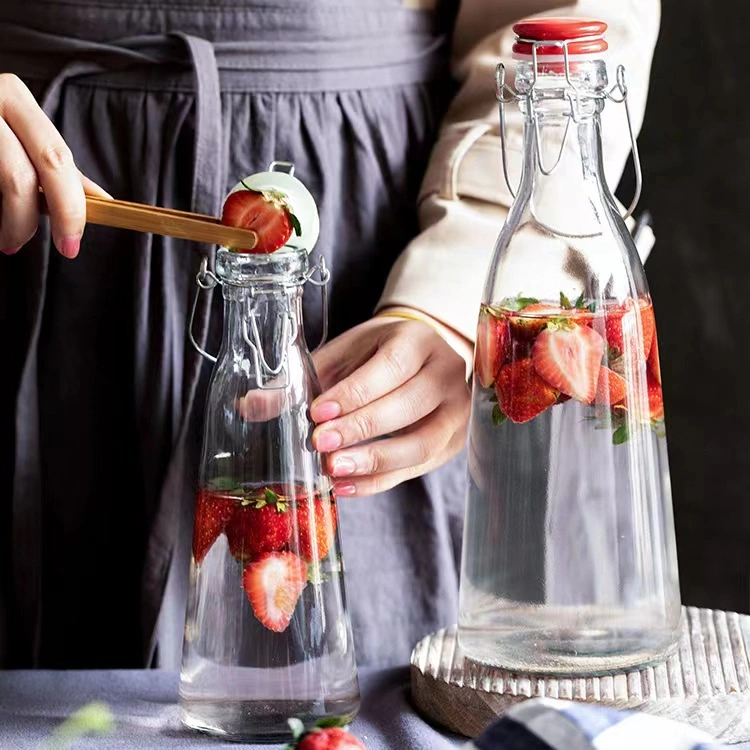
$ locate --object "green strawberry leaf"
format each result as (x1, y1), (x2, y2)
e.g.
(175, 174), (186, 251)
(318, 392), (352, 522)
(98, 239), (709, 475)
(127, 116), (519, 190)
(488, 392), (498, 403)
(559, 291), (573, 309)
(289, 213), (302, 237)
(501, 294), (540, 312)
(612, 423), (629, 445)
(574, 292), (586, 309)
(239, 178), (258, 193)
(315, 716), (350, 729)
(287, 717), (306, 739)
(208, 476), (238, 491)
(492, 404), (507, 426)
(265, 488), (279, 505)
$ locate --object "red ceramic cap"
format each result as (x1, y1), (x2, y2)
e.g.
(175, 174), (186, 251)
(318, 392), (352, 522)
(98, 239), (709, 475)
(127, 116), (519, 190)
(512, 17), (608, 59)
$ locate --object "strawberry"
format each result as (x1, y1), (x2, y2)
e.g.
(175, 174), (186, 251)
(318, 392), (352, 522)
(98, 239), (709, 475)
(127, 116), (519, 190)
(242, 551), (308, 633)
(226, 487), (292, 562)
(507, 303), (563, 341)
(221, 181), (301, 253)
(192, 490), (237, 564)
(648, 333), (661, 384)
(531, 322), (605, 403)
(474, 308), (509, 388)
(298, 727), (366, 750)
(494, 360), (558, 424)
(604, 298), (655, 360)
(647, 371), (664, 420)
(295, 497), (338, 563)
(593, 366), (627, 406)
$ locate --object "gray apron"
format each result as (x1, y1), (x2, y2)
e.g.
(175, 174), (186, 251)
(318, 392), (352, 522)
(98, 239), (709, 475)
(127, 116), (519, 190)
(0, 0), (466, 669)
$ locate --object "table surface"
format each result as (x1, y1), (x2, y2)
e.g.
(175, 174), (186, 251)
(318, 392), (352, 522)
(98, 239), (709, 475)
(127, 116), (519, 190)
(0, 668), (465, 749)
(1, 668), (749, 749)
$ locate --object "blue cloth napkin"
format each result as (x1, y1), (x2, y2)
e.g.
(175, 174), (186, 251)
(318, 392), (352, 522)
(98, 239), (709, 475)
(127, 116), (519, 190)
(465, 699), (723, 750)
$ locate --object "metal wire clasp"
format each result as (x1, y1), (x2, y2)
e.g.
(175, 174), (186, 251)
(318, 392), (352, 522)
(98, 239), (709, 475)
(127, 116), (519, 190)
(495, 43), (642, 221)
(188, 253), (332, 391)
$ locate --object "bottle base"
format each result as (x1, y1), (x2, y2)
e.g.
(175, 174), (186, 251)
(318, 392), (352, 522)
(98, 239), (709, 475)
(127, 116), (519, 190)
(458, 627), (679, 676)
(180, 697), (360, 744)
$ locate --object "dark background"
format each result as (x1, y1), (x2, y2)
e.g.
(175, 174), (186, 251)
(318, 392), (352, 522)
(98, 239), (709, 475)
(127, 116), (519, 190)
(616, 0), (750, 614)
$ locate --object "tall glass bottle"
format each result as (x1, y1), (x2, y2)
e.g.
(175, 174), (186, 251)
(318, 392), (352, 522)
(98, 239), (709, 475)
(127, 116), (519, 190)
(179, 246), (360, 741)
(458, 19), (681, 674)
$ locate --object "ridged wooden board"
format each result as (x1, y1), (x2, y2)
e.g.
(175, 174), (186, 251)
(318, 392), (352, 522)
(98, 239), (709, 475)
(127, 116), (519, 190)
(410, 607), (750, 743)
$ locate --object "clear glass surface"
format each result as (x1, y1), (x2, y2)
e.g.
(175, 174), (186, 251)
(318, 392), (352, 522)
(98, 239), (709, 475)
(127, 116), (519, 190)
(179, 249), (360, 742)
(458, 62), (682, 675)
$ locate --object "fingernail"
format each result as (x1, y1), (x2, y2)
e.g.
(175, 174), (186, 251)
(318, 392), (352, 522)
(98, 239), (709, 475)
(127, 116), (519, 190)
(59, 236), (81, 258)
(331, 455), (357, 477)
(316, 429), (343, 453)
(1, 246), (21, 255)
(312, 401), (342, 422)
(334, 482), (356, 497)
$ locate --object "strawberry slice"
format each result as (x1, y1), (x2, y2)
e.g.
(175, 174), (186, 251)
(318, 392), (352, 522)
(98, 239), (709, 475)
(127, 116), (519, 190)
(221, 182), (301, 254)
(474, 308), (509, 388)
(226, 487), (292, 562)
(507, 303), (563, 341)
(242, 551), (308, 632)
(593, 366), (627, 406)
(494, 359), (558, 424)
(604, 298), (654, 359)
(647, 371), (664, 420)
(648, 333), (661, 384)
(192, 490), (237, 564)
(532, 322), (605, 403)
(295, 496), (338, 563)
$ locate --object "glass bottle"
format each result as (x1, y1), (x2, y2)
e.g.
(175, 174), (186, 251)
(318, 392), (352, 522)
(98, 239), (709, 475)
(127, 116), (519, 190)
(458, 19), (681, 675)
(179, 244), (360, 741)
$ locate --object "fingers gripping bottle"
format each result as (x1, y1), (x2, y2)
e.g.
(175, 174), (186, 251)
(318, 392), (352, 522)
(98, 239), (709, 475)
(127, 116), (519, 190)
(179, 164), (360, 741)
(458, 19), (681, 674)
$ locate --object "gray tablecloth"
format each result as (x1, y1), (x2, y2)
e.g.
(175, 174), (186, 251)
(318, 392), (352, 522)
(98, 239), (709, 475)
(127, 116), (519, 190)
(0, 668), (464, 749)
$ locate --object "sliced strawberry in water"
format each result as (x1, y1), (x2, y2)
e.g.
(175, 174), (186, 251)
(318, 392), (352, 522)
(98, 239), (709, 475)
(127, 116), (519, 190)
(242, 551), (308, 633)
(604, 298), (654, 359)
(221, 185), (300, 254)
(593, 366), (627, 406)
(507, 303), (563, 341)
(647, 371), (664, 420)
(532, 323), (605, 403)
(294, 497), (338, 563)
(494, 359), (558, 424)
(648, 333), (661, 384)
(474, 308), (510, 388)
(192, 490), (237, 564)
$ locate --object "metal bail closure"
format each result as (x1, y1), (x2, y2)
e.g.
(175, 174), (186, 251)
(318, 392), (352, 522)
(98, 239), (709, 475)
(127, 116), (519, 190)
(495, 19), (643, 221)
(189, 253), (332, 389)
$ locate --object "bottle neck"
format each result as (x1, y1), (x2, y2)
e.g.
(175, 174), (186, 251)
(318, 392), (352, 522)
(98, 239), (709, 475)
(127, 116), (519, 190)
(518, 101), (613, 238)
(221, 283), (307, 381)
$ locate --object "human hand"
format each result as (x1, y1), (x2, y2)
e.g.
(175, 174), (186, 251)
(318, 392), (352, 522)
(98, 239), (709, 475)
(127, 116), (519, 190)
(0, 73), (110, 257)
(310, 316), (471, 497)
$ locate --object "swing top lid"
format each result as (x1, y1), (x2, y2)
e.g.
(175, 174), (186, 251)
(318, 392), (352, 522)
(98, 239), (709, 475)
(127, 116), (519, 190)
(512, 18), (608, 60)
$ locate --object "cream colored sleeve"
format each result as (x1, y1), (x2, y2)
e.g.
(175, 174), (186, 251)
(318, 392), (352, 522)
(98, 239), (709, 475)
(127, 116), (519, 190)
(375, 0), (660, 346)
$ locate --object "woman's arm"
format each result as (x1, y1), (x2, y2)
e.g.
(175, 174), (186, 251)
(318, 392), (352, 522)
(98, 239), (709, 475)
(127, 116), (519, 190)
(375, 0), (661, 344)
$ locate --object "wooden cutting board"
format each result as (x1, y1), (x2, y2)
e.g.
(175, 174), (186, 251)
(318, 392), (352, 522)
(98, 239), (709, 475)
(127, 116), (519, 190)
(410, 607), (750, 744)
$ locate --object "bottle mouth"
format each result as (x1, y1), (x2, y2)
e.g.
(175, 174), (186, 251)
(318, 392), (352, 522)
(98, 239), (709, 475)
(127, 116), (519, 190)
(215, 246), (310, 287)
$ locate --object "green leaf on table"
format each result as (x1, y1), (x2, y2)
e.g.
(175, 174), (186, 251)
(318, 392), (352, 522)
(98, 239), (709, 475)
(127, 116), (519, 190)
(492, 404), (507, 426)
(43, 702), (114, 750)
